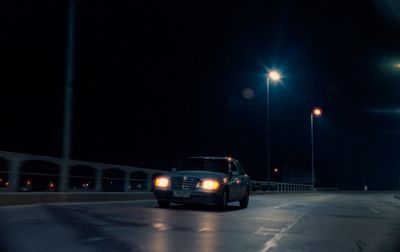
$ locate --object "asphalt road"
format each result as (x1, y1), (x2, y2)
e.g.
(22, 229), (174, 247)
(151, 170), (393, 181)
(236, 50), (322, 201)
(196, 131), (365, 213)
(0, 192), (399, 252)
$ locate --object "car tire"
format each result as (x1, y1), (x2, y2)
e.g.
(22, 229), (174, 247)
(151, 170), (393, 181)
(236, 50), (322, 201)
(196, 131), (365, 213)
(239, 189), (249, 209)
(217, 189), (228, 210)
(157, 200), (170, 208)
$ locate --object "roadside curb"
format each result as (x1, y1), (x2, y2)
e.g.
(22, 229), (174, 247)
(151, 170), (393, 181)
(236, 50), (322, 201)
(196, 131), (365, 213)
(251, 191), (314, 195)
(0, 191), (314, 206)
(0, 192), (155, 207)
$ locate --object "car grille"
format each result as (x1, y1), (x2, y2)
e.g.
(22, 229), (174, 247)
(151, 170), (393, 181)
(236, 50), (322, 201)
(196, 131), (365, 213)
(171, 176), (199, 191)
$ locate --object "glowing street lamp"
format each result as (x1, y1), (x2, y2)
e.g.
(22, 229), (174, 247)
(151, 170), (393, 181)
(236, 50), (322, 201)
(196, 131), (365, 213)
(311, 107), (322, 189)
(268, 70), (281, 82)
(313, 108), (322, 117)
(265, 69), (282, 181)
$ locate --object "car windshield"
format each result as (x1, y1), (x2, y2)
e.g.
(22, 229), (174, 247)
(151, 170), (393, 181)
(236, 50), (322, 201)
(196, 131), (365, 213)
(178, 158), (229, 173)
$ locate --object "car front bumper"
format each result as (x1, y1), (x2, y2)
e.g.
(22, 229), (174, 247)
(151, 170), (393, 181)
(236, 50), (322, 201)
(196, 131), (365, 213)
(153, 189), (222, 205)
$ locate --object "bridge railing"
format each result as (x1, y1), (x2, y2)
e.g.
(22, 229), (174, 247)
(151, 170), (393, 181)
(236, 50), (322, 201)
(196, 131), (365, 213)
(251, 180), (314, 192)
(0, 170), (150, 192)
(1, 164), (313, 193)
(0, 151), (317, 193)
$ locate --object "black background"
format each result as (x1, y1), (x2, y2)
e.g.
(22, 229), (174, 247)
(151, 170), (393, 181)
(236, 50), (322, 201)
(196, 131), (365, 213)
(1, 0), (400, 189)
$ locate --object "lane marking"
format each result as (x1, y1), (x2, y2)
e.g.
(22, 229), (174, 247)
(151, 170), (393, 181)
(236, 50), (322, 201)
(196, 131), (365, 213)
(252, 217), (279, 221)
(273, 204), (289, 209)
(369, 208), (380, 214)
(0, 204), (42, 209)
(84, 236), (107, 242)
(255, 227), (281, 236)
(48, 199), (156, 206)
(0, 199), (156, 209)
(260, 212), (307, 252)
(153, 222), (172, 231)
(198, 227), (213, 232)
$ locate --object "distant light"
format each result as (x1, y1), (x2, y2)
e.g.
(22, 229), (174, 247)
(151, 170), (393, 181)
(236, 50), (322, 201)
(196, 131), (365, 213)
(395, 63), (400, 69)
(312, 108), (322, 117)
(267, 70), (281, 82)
(26, 180), (32, 185)
(273, 167), (279, 173)
(49, 182), (55, 188)
(242, 87), (255, 99)
(5, 181), (10, 187)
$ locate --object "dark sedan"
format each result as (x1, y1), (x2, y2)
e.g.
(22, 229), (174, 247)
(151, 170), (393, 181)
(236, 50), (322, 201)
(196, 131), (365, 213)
(153, 156), (250, 210)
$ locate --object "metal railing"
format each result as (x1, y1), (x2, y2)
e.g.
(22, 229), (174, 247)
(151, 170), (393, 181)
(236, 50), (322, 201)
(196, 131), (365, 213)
(251, 180), (314, 192)
(0, 170), (149, 192)
(1, 170), (313, 193)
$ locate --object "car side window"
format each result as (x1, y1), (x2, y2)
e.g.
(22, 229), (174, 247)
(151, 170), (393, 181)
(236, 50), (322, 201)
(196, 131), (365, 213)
(236, 161), (245, 175)
(230, 162), (239, 175)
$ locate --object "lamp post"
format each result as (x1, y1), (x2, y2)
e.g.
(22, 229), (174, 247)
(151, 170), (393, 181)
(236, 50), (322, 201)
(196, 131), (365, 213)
(60, 0), (76, 191)
(311, 107), (322, 189)
(266, 70), (281, 181)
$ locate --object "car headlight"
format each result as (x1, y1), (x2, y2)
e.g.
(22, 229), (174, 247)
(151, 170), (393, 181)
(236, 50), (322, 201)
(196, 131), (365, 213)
(154, 177), (170, 189)
(198, 179), (220, 191)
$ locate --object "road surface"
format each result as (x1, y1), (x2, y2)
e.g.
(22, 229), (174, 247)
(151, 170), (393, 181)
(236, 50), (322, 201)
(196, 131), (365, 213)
(0, 192), (399, 251)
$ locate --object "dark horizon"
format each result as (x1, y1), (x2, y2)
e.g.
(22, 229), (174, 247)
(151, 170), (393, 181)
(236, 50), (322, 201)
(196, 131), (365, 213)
(1, 0), (400, 189)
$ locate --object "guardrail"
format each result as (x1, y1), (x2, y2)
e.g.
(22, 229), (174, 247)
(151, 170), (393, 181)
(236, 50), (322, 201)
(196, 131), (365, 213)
(0, 170), (150, 192)
(1, 169), (313, 193)
(251, 180), (313, 192)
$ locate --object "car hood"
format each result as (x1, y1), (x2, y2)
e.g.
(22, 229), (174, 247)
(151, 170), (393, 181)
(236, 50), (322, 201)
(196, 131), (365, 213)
(170, 170), (227, 180)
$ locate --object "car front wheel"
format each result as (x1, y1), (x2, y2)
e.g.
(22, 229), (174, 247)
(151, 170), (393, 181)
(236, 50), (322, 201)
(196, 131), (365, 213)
(157, 200), (170, 208)
(217, 189), (228, 210)
(239, 189), (249, 209)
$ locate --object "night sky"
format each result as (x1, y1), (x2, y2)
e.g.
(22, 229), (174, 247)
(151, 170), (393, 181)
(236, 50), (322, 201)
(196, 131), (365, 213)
(1, 0), (400, 189)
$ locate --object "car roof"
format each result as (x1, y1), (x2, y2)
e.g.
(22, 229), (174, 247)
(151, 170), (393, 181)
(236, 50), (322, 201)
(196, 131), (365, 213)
(188, 156), (237, 161)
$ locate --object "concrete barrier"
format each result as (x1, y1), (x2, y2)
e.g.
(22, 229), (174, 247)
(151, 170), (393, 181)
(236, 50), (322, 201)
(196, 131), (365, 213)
(0, 191), (317, 207)
(0, 192), (155, 206)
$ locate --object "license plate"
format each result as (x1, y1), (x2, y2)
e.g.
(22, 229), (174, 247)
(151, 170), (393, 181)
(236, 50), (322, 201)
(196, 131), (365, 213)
(173, 190), (190, 198)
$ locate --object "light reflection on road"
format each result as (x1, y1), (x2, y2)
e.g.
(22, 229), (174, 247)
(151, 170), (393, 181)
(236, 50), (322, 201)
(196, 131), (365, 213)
(195, 212), (219, 252)
(146, 208), (170, 252)
(145, 206), (222, 252)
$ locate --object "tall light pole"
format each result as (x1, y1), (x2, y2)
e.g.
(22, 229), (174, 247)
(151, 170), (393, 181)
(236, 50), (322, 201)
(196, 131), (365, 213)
(60, 0), (76, 191)
(266, 70), (281, 181)
(311, 107), (322, 189)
